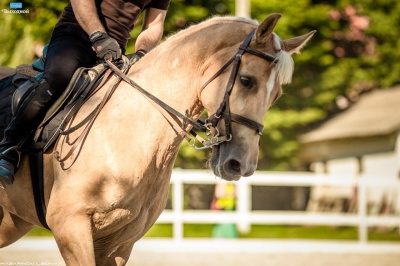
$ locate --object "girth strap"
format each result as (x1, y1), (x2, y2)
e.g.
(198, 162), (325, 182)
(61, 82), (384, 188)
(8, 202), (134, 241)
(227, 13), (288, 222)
(29, 147), (50, 230)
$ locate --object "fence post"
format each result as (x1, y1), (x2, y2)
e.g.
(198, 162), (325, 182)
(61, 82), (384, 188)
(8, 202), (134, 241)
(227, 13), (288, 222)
(235, 0), (250, 18)
(172, 177), (183, 241)
(358, 174), (367, 244)
(236, 179), (251, 233)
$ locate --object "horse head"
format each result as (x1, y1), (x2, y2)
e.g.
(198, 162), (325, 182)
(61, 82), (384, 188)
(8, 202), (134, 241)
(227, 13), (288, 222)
(200, 14), (315, 181)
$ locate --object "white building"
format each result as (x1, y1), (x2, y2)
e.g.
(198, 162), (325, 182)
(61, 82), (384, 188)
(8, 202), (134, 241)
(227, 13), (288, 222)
(300, 88), (400, 214)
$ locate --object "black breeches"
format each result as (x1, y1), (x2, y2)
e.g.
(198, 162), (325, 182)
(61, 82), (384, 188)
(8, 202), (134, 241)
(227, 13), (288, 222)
(42, 25), (97, 97)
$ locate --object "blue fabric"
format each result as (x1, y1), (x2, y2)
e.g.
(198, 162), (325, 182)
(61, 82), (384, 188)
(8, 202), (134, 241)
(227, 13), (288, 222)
(32, 44), (48, 72)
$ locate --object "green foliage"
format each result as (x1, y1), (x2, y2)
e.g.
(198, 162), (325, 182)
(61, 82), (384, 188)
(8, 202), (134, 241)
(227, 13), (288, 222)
(250, 0), (400, 170)
(0, 0), (67, 66)
(174, 141), (210, 169)
(1, 0), (399, 170)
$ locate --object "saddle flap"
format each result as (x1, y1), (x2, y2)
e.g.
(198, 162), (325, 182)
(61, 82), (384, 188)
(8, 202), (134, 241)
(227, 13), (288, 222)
(41, 67), (89, 125)
(34, 63), (108, 148)
(40, 63), (107, 127)
(11, 75), (40, 115)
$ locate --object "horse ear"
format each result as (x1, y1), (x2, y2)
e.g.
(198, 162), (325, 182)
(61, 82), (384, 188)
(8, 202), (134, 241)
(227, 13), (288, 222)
(283, 30), (317, 55)
(256, 13), (282, 43)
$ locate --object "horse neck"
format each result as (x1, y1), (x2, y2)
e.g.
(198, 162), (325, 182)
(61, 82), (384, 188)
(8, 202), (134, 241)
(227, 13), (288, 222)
(107, 18), (258, 159)
(130, 17), (258, 118)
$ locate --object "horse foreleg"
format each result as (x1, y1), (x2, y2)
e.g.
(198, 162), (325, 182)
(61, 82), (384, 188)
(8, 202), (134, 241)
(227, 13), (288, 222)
(49, 213), (96, 265)
(0, 207), (34, 248)
(95, 241), (135, 266)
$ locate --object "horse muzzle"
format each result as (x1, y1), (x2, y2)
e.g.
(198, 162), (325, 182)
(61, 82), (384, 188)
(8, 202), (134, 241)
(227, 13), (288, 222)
(210, 145), (257, 181)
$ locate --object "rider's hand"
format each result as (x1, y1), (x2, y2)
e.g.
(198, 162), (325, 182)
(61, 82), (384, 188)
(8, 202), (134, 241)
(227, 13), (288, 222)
(127, 49), (147, 65)
(90, 31), (121, 61)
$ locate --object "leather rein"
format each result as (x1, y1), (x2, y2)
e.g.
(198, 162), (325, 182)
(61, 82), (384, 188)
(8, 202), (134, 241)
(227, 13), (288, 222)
(107, 30), (278, 150)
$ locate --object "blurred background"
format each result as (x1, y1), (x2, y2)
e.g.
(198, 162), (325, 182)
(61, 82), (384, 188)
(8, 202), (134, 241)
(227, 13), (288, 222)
(0, 0), (399, 256)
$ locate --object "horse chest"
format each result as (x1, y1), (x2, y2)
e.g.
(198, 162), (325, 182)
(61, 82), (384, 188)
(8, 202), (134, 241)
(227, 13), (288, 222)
(90, 177), (169, 239)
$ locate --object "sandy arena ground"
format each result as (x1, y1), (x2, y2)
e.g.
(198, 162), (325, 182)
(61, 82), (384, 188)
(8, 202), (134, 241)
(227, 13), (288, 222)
(0, 238), (399, 266)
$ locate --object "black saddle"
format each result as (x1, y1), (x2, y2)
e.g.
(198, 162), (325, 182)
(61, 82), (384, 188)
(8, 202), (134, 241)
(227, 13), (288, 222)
(0, 63), (108, 150)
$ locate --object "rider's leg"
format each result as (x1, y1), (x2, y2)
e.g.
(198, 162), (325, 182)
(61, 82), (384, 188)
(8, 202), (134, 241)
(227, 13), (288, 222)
(0, 79), (55, 187)
(42, 25), (97, 92)
(0, 25), (96, 188)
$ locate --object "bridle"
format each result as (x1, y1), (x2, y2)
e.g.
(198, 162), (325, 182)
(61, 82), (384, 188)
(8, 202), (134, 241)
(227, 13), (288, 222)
(199, 30), (278, 149)
(107, 30), (278, 150)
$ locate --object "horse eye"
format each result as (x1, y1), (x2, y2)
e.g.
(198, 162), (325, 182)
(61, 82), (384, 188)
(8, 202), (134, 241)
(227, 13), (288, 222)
(239, 76), (253, 88)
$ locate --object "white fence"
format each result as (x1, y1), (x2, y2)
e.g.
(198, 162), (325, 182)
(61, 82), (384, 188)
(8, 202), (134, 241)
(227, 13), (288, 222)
(156, 169), (400, 243)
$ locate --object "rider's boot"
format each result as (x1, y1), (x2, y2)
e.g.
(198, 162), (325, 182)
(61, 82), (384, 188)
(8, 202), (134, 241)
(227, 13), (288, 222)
(0, 79), (54, 188)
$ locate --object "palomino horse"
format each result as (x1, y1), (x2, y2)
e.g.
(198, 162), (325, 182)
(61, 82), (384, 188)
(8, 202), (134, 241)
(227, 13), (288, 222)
(0, 14), (315, 265)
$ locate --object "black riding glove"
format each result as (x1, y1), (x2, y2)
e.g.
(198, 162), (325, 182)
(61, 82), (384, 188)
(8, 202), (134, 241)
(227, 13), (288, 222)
(90, 31), (122, 61)
(127, 49), (148, 65)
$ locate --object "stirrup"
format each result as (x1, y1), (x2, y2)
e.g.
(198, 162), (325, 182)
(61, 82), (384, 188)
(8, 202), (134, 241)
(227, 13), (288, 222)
(0, 146), (22, 168)
(0, 160), (15, 188)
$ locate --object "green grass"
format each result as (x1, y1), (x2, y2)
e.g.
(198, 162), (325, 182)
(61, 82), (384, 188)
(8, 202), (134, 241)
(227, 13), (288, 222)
(143, 223), (173, 238)
(26, 227), (53, 237)
(26, 224), (400, 242)
(241, 225), (359, 240)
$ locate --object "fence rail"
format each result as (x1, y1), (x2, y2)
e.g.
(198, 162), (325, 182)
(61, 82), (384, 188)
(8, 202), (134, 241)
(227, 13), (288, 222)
(155, 169), (400, 243)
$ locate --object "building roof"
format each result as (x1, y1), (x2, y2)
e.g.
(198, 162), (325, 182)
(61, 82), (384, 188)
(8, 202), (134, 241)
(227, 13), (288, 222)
(300, 87), (400, 144)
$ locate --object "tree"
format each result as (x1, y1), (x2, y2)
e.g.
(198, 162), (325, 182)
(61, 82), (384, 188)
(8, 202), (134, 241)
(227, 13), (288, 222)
(0, 0), (66, 66)
(250, 0), (400, 170)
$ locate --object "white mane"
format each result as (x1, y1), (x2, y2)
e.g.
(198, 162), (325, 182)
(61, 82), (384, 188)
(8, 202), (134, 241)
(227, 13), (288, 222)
(272, 32), (294, 85)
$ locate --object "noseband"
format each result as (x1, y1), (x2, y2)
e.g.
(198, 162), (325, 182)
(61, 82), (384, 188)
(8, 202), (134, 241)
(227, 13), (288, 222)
(107, 30), (278, 150)
(198, 30), (278, 149)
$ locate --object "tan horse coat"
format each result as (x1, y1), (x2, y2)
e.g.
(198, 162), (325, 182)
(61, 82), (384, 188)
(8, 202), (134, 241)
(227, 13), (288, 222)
(0, 15), (315, 265)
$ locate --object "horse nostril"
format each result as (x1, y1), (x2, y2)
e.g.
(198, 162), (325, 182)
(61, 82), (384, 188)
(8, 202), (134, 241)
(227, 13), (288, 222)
(228, 159), (241, 173)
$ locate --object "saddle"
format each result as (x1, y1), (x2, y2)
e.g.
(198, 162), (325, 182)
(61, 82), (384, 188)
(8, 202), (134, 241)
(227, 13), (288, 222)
(8, 67), (108, 151)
